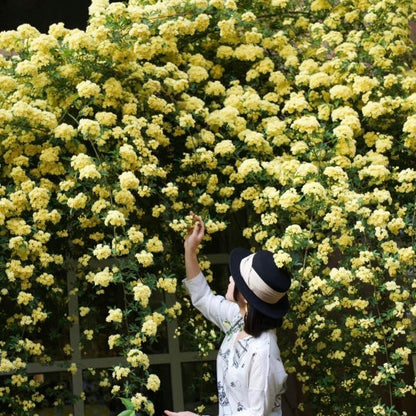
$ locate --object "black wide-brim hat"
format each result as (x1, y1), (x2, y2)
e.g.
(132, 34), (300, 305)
(229, 248), (291, 319)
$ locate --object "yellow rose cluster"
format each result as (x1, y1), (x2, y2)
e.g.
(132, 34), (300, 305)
(0, 0), (415, 415)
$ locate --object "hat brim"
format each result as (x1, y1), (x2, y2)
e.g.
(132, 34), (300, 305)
(229, 247), (290, 319)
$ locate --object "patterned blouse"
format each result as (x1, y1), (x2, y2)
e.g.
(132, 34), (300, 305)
(184, 273), (288, 416)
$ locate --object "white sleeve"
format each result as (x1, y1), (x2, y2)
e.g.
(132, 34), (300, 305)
(183, 272), (240, 333)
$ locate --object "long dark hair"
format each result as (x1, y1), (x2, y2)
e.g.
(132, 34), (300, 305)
(233, 286), (283, 338)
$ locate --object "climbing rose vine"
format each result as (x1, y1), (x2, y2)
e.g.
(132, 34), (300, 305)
(0, 0), (415, 415)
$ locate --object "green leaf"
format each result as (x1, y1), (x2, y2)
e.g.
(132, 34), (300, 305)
(117, 410), (136, 416)
(120, 397), (135, 410)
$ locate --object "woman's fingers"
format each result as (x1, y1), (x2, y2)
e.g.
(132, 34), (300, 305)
(184, 212), (204, 249)
(190, 211), (202, 223)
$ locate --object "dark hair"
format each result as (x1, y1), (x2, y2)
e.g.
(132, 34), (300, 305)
(244, 305), (283, 337)
(233, 286), (283, 337)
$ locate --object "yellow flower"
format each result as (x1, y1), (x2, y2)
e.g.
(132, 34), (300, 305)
(329, 267), (353, 284)
(148, 95), (174, 113)
(59, 179), (77, 191)
(239, 129), (272, 153)
(93, 244), (112, 260)
(79, 307), (90, 317)
(157, 277), (177, 293)
(245, 29), (262, 44)
(112, 366), (130, 380)
(91, 199), (110, 214)
(142, 318), (158, 337)
(146, 374), (160, 392)
(161, 182), (178, 199)
(7, 218), (31, 235)
(67, 363), (78, 375)
(106, 308), (123, 323)
(197, 193), (213, 206)
(234, 44), (264, 61)
(119, 144), (138, 167)
(279, 188), (300, 209)
(273, 250), (292, 267)
(196, 405), (206, 414)
(205, 81), (226, 96)
(214, 140), (235, 156)
(0, 75), (18, 92)
(398, 247), (414, 264)
(133, 282), (151, 307)
(333, 125), (354, 144)
(142, 236), (161, 254)
(11, 374), (28, 387)
(79, 165), (101, 180)
(36, 273), (54, 286)
(309, 72), (330, 89)
(70, 153), (94, 170)
(114, 189), (135, 207)
(103, 77), (122, 98)
(78, 118), (101, 137)
(329, 85), (353, 101)
(67, 193), (88, 209)
(119, 171), (140, 190)
(76, 80), (101, 98)
(108, 334), (120, 350)
(364, 167), (391, 186)
(165, 302), (182, 318)
(104, 210), (126, 227)
(92, 267), (114, 287)
(367, 209), (390, 227)
(17, 291), (34, 306)
(187, 65), (209, 83)
(310, 0), (332, 11)
(95, 111), (117, 126)
(29, 188), (50, 209)
(83, 329), (94, 340)
(282, 92), (310, 114)
(112, 238), (131, 256)
(261, 212), (278, 226)
(215, 202), (229, 213)
(352, 75), (379, 94)
(126, 349), (149, 369)
(361, 101), (387, 119)
(127, 227), (144, 244)
(237, 158), (262, 178)
(130, 392), (147, 410)
(403, 114), (416, 136)
(328, 350), (346, 360)
(394, 347), (412, 365)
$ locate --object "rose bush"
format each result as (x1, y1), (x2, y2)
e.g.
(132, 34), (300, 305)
(0, 0), (415, 415)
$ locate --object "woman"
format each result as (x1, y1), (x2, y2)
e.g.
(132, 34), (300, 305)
(165, 213), (291, 416)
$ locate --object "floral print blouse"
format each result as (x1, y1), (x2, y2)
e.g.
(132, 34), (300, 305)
(184, 273), (288, 416)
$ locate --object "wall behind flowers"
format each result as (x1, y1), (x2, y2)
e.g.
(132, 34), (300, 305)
(0, 0), (415, 415)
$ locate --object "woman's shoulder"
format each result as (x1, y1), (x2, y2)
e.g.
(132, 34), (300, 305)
(246, 332), (286, 378)
(249, 330), (281, 356)
(255, 328), (278, 343)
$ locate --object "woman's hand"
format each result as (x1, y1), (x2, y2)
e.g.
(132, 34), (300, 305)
(164, 411), (198, 416)
(184, 211), (205, 253)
